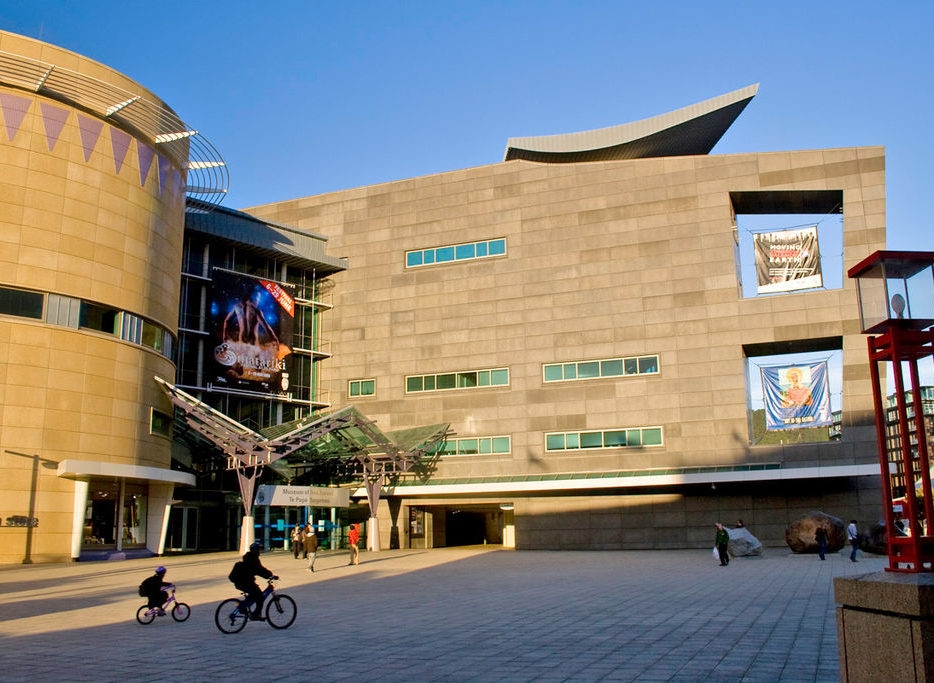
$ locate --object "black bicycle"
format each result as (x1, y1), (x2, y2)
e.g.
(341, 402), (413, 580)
(214, 578), (297, 633)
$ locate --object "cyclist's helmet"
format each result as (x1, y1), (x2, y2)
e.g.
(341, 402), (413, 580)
(155, 565), (166, 575)
(249, 540), (262, 553)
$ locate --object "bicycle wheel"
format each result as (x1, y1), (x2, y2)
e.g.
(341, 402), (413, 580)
(265, 593), (297, 629)
(172, 602), (191, 622)
(214, 598), (248, 634)
(136, 605), (155, 624)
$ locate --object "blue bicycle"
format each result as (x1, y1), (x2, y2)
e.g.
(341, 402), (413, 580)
(214, 578), (296, 633)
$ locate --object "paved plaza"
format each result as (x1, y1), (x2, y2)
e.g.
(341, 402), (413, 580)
(0, 545), (884, 681)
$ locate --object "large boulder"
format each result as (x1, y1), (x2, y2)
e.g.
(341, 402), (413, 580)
(785, 511), (846, 553)
(862, 520), (887, 555)
(728, 527), (763, 556)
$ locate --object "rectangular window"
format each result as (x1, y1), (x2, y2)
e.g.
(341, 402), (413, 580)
(349, 379), (376, 397)
(405, 238), (507, 269)
(150, 409), (173, 438)
(444, 435), (512, 456)
(79, 302), (118, 335)
(405, 368), (509, 393)
(543, 355), (660, 383)
(545, 427), (663, 451)
(0, 287), (44, 319)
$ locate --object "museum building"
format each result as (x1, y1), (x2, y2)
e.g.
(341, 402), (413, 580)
(1, 30), (887, 563)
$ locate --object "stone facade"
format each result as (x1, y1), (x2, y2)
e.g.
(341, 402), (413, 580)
(247, 146), (887, 550)
(0, 32), (189, 563)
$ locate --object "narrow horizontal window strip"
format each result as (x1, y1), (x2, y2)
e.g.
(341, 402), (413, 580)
(544, 427), (664, 451)
(444, 435), (512, 456)
(543, 355), (660, 382)
(405, 238), (507, 268)
(405, 368), (509, 393)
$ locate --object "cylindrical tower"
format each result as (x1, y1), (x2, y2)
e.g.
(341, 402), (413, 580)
(0, 31), (222, 563)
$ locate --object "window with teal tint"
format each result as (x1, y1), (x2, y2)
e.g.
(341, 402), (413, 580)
(642, 427), (663, 446)
(543, 355), (660, 383)
(457, 372), (478, 388)
(406, 368), (509, 393)
(491, 369), (508, 385)
(405, 238), (507, 268)
(580, 432), (603, 448)
(544, 365), (564, 382)
(546, 433), (566, 450)
(459, 439), (479, 455)
(436, 246), (455, 262)
(0, 287), (43, 319)
(437, 373), (456, 390)
(578, 361), (599, 378)
(444, 435), (511, 456)
(349, 379), (376, 397)
(639, 356), (659, 373)
(601, 359), (624, 376)
(604, 430), (626, 447)
(545, 427), (663, 451)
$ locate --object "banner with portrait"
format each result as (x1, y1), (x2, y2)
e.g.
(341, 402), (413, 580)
(761, 361), (832, 430)
(208, 269), (295, 395)
(753, 227), (822, 294)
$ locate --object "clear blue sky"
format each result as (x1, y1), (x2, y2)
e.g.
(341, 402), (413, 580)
(2, 1), (932, 250)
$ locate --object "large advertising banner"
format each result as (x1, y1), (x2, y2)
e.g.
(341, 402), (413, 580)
(753, 227), (822, 294)
(761, 362), (832, 431)
(208, 269), (295, 395)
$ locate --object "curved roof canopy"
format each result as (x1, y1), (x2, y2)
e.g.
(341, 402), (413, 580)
(504, 83), (758, 163)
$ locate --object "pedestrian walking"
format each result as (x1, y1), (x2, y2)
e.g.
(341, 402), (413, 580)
(715, 522), (730, 566)
(291, 524), (303, 559)
(348, 523), (360, 565)
(814, 526), (829, 560)
(305, 523), (318, 571)
(847, 520), (859, 562)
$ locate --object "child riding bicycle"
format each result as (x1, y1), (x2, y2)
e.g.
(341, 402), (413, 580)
(139, 566), (173, 615)
(229, 540), (278, 620)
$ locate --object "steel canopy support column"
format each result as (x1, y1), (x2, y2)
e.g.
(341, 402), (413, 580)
(365, 473), (384, 552)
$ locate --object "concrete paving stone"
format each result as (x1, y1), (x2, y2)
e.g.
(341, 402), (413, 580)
(0, 546), (883, 681)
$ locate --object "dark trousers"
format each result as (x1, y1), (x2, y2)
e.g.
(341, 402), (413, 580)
(717, 544), (729, 565)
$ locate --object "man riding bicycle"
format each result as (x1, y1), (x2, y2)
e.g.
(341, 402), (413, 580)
(229, 540), (278, 620)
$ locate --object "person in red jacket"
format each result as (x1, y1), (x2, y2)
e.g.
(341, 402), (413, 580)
(348, 523), (360, 565)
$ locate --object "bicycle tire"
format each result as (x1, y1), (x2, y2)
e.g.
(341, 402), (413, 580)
(265, 593), (297, 629)
(172, 602), (191, 622)
(214, 598), (248, 634)
(136, 604), (155, 625)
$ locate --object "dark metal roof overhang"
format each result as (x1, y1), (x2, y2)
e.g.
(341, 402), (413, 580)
(185, 199), (348, 275)
(504, 83), (758, 163)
